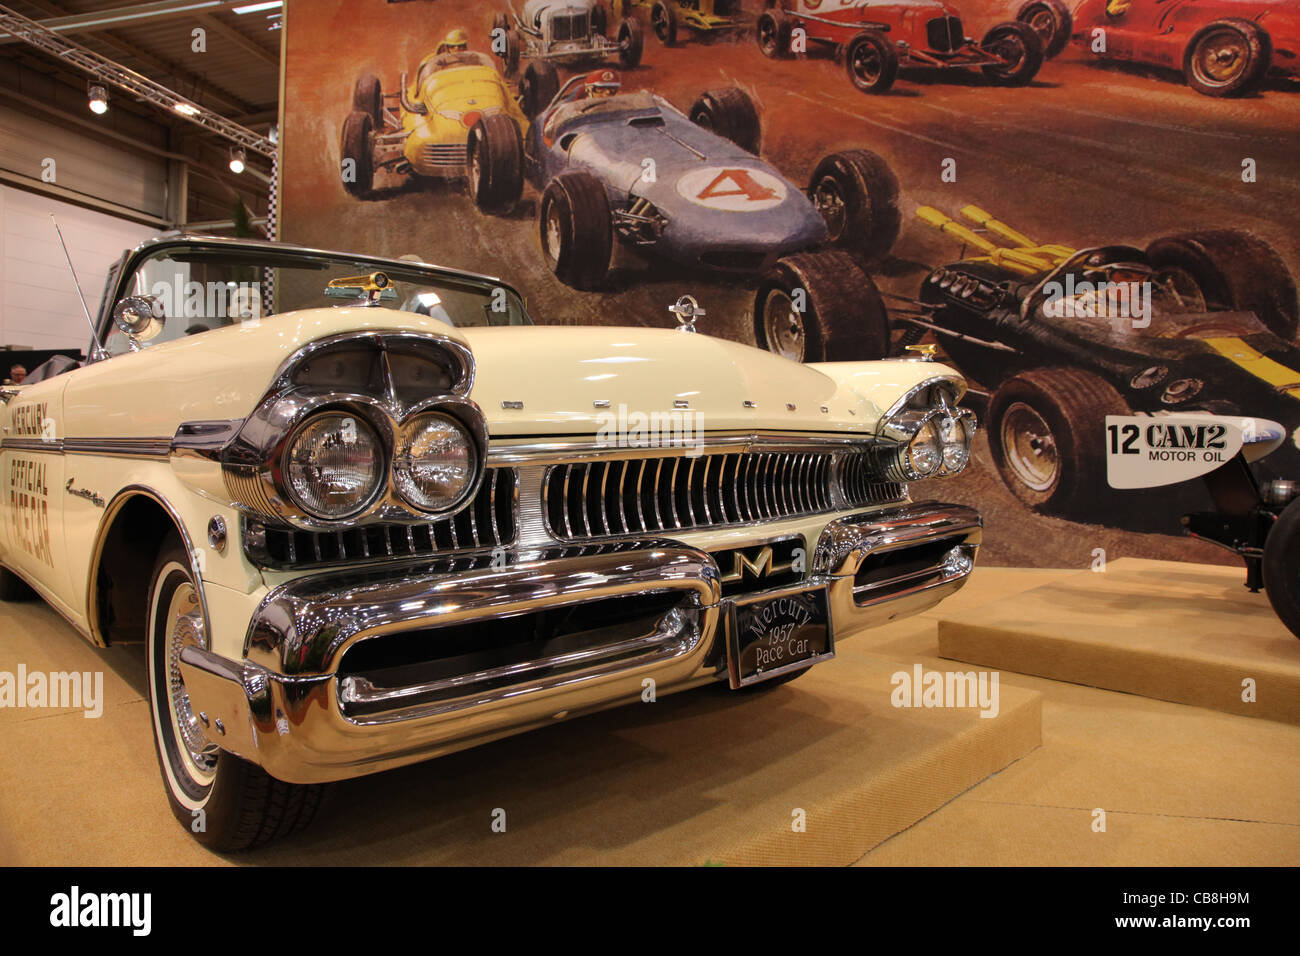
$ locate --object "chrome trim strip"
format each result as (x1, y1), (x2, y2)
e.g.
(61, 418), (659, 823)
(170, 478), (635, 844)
(0, 438), (64, 453)
(485, 431), (879, 466)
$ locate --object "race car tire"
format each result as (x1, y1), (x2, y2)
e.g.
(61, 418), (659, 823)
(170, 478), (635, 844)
(651, 1), (678, 46)
(980, 21), (1044, 86)
(520, 60), (560, 118)
(0, 565), (35, 601)
(756, 10), (792, 59)
(340, 110), (374, 199)
(618, 17), (644, 68)
(753, 251), (889, 363)
(352, 73), (382, 125)
(147, 535), (324, 850)
(505, 30), (523, 77)
(539, 171), (613, 290)
(1263, 498), (1300, 640)
(1145, 230), (1300, 343)
(844, 31), (898, 95)
(1183, 19), (1271, 97)
(988, 367), (1130, 516)
(809, 149), (901, 264)
(689, 87), (761, 155)
(1016, 0), (1071, 59)
(593, 2), (609, 37)
(468, 114), (524, 213)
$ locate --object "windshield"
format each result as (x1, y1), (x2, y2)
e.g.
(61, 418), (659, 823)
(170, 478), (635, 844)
(102, 243), (529, 357)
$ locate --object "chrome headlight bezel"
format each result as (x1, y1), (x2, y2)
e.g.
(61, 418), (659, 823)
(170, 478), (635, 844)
(281, 408), (387, 521)
(873, 377), (977, 481)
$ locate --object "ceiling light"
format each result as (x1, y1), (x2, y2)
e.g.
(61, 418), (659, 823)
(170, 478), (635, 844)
(232, 1), (282, 13)
(88, 84), (109, 115)
(229, 147), (246, 174)
(173, 102), (200, 117)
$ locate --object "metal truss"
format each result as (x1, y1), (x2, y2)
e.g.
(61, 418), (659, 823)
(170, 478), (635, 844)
(0, 2), (275, 158)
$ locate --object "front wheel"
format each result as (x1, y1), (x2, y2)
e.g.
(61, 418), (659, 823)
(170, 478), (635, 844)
(689, 87), (761, 155)
(753, 251), (889, 363)
(539, 171), (613, 290)
(1016, 0), (1071, 58)
(1184, 18), (1271, 97)
(844, 31), (898, 95)
(1263, 498), (1300, 640)
(519, 60), (560, 118)
(468, 114), (524, 212)
(987, 367), (1129, 516)
(617, 17), (644, 68)
(981, 21), (1044, 86)
(651, 1), (678, 46)
(340, 110), (374, 199)
(147, 538), (323, 850)
(756, 10), (791, 59)
(808, 149), (900, 263)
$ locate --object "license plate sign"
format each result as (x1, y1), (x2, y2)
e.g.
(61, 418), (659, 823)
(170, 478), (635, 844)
(728, 587), (833, 688)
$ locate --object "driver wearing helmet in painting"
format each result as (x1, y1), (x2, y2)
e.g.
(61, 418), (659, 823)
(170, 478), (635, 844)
(543, 70), (623, 144)
(582, 68), (621, 99)
(435, 27), (470, 55)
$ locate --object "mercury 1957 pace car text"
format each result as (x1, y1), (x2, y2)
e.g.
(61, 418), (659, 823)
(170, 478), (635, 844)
(0, 237), (981, 849)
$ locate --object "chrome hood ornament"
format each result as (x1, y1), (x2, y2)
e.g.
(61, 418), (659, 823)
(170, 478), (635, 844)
(669, 295), (705, 334)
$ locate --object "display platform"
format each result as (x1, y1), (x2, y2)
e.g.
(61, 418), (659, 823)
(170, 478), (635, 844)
(0, 600), (1040, 866)
(938, 558), (1300, 725)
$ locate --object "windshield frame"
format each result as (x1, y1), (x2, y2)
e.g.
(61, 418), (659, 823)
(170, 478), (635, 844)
(92, 235), (533, 363)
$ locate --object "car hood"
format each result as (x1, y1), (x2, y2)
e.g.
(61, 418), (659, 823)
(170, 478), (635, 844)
(462, 325), (961, 437)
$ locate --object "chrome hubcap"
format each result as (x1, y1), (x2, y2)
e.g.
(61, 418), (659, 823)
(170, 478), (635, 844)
(544, 206), (563, 264)
(166, 582), (218, 780)
(763, 290), (806, 362)
(1193, 31), (1248, 84)
(851, 46), (882, 83)
(1002, 402), (1058, 492)
(813, 177), (847, 239)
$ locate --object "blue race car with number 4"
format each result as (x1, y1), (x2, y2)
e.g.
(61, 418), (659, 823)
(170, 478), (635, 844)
(464, 67), (903, 362)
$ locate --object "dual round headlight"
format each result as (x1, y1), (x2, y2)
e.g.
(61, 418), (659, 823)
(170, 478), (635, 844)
(883, 411), (975, 481)
(282, 409), (476, 521)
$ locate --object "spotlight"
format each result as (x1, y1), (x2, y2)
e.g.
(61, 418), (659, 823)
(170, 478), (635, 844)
(173, 102), (200, 117)
(88, 84), (109, 115)
(229, 147), (246, 175)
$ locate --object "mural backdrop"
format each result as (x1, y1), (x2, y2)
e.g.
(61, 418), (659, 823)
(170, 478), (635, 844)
(279, 0), (1300, 567)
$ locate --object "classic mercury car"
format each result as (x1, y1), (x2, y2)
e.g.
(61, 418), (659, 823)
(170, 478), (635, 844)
(0, 236), (980, 850)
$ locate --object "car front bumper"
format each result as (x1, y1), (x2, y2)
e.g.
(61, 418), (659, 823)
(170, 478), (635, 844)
(180, 502), (980, 784)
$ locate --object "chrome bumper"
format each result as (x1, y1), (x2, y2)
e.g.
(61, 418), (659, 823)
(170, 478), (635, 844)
(181, 503), (979, 784)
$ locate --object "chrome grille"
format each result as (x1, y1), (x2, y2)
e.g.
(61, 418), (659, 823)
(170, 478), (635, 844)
(842, 455), (907, 509)
(926, 15), (964, 52)
(544, 452), (905, 540)
(551, 11), (589, 41)
(246, 469), (516, 569)
(419, 144), (468, 167)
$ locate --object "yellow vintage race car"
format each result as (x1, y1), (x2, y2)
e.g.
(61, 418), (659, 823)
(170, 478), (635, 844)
(340, 49), (543, 205)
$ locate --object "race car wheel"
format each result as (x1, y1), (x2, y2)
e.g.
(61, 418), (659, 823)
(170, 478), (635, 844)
(352, 73), (382, 125)
(618, 17), (644, 68)
(809, 149), (901, 264)
(689, 88), (761, 155)
(844, 31), (898, 95)
(651, 2), (678, 46)
(539, 171), (613, 290)
(468, 114), (524, 213)
(520, 60), (560, 118)
(1263, 498), (1300, 640)
(1016, 0), (1071, 59)
(505, 30), (523, 77)
(1184, 19), (1271, 97)
(753, 251), (889, 363)
(147, 536), (323, 850)
(756, 10), (792, 59)
(340, 110), (374, 199)
(988, 367), (1130, 516)
(0, 565), (35, 601)
(1145, 230), (1300, 342)
(980, 21), (1044, 86)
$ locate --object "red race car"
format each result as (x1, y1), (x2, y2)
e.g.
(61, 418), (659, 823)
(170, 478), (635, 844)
(1017, 0), (1300, 96)
(757, 1), (1045, 93)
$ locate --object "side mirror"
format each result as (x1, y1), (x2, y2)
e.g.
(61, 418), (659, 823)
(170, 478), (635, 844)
(113, 295), (166, 345)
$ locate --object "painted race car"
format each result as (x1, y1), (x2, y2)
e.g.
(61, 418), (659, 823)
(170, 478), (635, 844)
(871, 204), (1300, 518)
(621, 0), (752, 46)
(1017, 0), (1300, 96)
(492, 0), (643, 75)
(0, 234), (981, 849)
(466, 70), (902, 358)
(340, 46), (530, 198)
(758, 0), (1045, 93)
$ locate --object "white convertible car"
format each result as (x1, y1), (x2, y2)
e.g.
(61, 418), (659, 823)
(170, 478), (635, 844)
(0, 236), (980, 849)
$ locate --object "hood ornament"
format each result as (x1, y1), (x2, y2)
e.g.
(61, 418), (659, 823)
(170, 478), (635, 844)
(669, 295), (704, 333)
(905, 343), (937, 362)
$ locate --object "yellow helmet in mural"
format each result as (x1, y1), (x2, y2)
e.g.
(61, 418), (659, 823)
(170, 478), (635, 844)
(436, 27), (470, 55)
